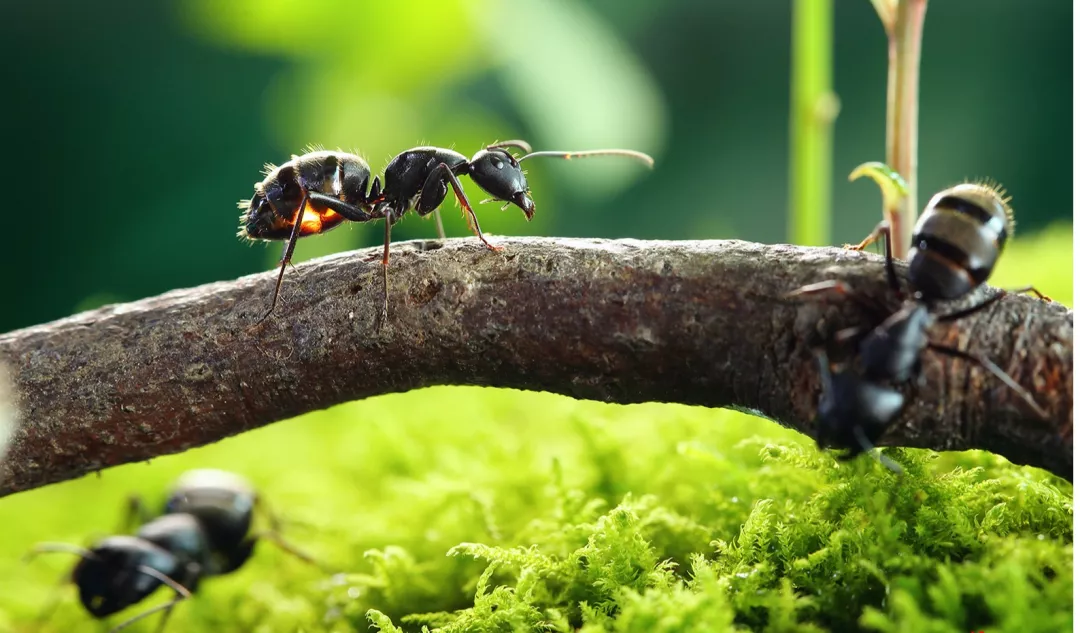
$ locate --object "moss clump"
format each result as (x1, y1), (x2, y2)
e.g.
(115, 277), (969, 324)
(0, 387), (1069, 633)
(360, 444), (1071, 633)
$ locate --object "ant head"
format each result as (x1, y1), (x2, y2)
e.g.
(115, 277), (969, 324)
(468, 149), (535, 220)
(70, 537), (179, 617)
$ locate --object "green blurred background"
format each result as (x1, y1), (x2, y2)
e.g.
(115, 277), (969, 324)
(0, 1), (1073, 631)
(0, 0), (1071, 333)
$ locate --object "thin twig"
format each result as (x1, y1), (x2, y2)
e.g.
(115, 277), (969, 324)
(883, 0), (928, 254)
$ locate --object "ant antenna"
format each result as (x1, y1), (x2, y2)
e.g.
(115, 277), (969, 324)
(486, 140), (533, 154)
(518, 148), (655, 168)
(106, 567), (192, 633)
(25, 546), (88, 628)
(24, 543), (97, 563)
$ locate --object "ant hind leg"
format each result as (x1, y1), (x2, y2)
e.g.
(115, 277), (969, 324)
(248, 193), (310, 331)
(928, 343), (1049, 419)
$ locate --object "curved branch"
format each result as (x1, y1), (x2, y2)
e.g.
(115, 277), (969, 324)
(0, 237), (1072, 495)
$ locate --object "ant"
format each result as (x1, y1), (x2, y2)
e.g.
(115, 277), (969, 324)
(26, 469), (323, 633)
(790, 180), (1050, 470)
(239, 140), (654, 326)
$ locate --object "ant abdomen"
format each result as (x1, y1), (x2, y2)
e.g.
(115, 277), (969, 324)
(240, 151), (372, 241)
(909, 183), (1014, 301)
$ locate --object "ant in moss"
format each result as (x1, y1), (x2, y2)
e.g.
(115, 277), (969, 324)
(26, 469), (323, 632)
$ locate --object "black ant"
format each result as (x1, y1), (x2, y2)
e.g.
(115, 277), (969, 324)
(26, 469), (322, 632)
(790, 182), (1051, 469)
(239, 140), (654, 325)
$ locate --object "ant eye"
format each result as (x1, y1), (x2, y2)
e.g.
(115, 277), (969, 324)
(493, 159), (504, 170)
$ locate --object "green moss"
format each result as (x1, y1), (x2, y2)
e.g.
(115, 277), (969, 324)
(0, 227), (1071, 632)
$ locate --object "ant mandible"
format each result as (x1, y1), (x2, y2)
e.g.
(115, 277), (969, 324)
(789, 168), (1050, 469)
(25, 469), (323, 633)
(239, 140), (654, 325)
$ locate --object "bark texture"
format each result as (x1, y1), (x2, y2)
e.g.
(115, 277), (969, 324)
(0, 237), (1072, 496)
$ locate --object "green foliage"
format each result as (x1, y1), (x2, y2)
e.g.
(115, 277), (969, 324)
(0, 392), (1071, 631)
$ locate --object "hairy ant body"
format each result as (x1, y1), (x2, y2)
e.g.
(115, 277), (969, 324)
(239, 140), (654, 325)
(27, 469), (319, 633)
(791, 182), (1050, 468)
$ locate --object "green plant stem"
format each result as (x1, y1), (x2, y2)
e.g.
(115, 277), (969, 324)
(884, 0), (927, 255)
(789, 0), (838, 246)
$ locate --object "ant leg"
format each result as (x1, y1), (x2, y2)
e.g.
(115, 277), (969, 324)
(119, 494), (154, 533)
(785, 279), (854, 300)
(844, 221), (901, 296)
(844, 220), (889, 252)
(834, 325), (865, 345)
(412, 165), (448, 240)
(927, 343), (1049, 419)
(251, 530), (332, 572)
(381, 214), (394, 326)
(152, 605), (176, 633)
(425, 163), (503, 252)
(433, 209), (447, 239)
(251, 192), (309, 329)
(813, 348), (832, 385)
(853, 426), (903, 473)
(785, 280), (881, 313)
(306, 193), (373, 222)
(107, 567), (191, 633)
(938, 286), (1050, 323)
(251, 496), (333, 572)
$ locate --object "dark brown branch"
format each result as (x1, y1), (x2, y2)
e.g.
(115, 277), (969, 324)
(0, 237), (1072, 496)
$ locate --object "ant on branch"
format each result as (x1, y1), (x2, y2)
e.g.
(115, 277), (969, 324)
(239, 139), (654, 326)
(26, 469), (323, 633)
(789, 164), (1051, 470)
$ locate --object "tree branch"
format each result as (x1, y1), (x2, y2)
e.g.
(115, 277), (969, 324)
(0, 237), (1071, 495)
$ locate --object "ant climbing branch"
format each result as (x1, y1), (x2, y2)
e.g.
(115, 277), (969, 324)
(0, 237), (1071, 495)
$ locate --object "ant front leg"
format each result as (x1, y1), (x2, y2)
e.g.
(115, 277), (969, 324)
(785, 279), (855, 301)
(844, 219), (890, 252)
(418, 163), (504, 252)
(927, 343), (1049, 419)
(785, 279), (881, 314)
(844, 220), (901, 296)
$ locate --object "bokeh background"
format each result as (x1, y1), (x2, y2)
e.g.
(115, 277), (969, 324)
(0, 0), (1071, 333)
(0, 1), (1073, 632)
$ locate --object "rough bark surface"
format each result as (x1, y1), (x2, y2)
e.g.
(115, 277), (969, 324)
(0, 237), (1072, 497)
